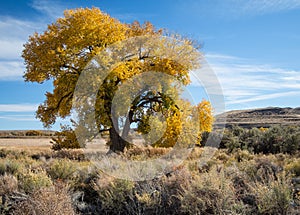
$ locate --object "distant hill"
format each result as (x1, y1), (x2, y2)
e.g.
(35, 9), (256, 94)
(2, 107), (300, 136)
(0, 130), (56, 138)
(215, 107), (300, 128)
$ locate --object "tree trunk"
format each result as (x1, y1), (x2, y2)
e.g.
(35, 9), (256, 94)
(109, 127), (127, 153)
(121, 110), (133, 140)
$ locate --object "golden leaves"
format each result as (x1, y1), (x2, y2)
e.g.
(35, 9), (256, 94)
(150, 99), (214, 148)
(22, 7), (214, 150)
(23, 8), (128, 83)
(197, 100), (214, 133)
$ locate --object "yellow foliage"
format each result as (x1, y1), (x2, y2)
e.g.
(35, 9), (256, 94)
(22, 7), (212, 151)
(151, 108), (182, 148)
(197, 100), (214, 133)
(259, 127), (268, 132)
(149, 100), (213, 148)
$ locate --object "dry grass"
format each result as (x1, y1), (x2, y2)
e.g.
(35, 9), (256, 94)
(0, 137), (299, 214)
(0, 138), (52, 153)
(13, 182), (76, 215)
(0, 174), (18, 196)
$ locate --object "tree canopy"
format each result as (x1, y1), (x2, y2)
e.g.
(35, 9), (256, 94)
(22, 7), (213, 153)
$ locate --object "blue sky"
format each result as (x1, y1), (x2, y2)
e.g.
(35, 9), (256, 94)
(0, 0), (300, 130)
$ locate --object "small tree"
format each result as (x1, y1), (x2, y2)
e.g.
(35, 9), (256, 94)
(51, 125), (81, 151)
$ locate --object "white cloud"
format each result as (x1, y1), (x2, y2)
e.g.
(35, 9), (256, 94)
(114, 13), (140, 22)
(0, 40), (24, 60)
(239, 0), (300, 15)
(205, 53), (242, 61)
(0, 60), (24, 80)
(30, 0), (65, 19)
(192, 53), (300, 109)
(180, 0), (300, 19)
(0, 104), (38, 112)
(0, 18), (40, 38)
(0, 16), (45, 79)
(226, 0), (300, 17)
(226, 91), (300, 105)
(0, 0), (76, 80)
(0, 115), (37, 121)
(0, 17), (39, 63)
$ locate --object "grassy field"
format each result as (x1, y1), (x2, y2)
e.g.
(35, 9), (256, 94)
(0, 130), (299, 214)
(0, 138), (52, 152)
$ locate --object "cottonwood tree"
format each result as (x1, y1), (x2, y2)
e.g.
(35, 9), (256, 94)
(23, 8), (213, 153)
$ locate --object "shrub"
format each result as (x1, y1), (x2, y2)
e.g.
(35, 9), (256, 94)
(5, 160), (20, 175)
(249, 172), (293, 215)
(125, 146), (170, 160)
(31, 151), (53, 161)
(186, 147), (204, 160)
(0, 174), (18, 196)
(47, 159), (77, 181)
(53, 149), (85, 161)
(0, 161), (6, 176)
(214, 150), (230, 162)
(283, 132), (300, 154)
(286, 159), (300, 177)
(233, 149), (254, 162)
(0, 159), (20, 176)
(51, 126), (83, 151)
(159, 167), (191, 213)
(25, 130), (42, 136)
(94, 177), (135, 214)
(12, 182), (75, 215)
(18, 168), (52, 193)
(0, 174), (18, 214)
(10, 131), (23, 136)
(241, 156), (282, 182)
(200, 131), (223, 148)
(0, 149), (7, 158)
(178, 166), (238, 214)
(71, 164), (97, 190)
(210, 126), (300, 154)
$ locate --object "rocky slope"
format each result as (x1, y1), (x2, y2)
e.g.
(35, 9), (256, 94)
(215, 107), (300, 128)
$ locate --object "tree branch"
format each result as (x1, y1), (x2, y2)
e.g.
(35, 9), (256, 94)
(47, 90), (73, 112)
(62, 64), (80, 74)
(99, 128), (110, 133)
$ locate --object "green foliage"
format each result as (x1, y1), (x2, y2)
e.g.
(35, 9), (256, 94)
(94, 177), (135, 214)
(47, 159), (76, 181)
(214, 125), (300, 154)
(249, 172), (292, 215)
(0, 159), (20, 176)
(18, 169), (52, 193)
(286, 158), (300, 177)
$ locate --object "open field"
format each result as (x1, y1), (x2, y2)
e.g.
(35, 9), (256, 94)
(0, 144), (299, 214)
(0, 138), (52, 152)
(0, 138), (109, 154)
(0, 126), (299, 214)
